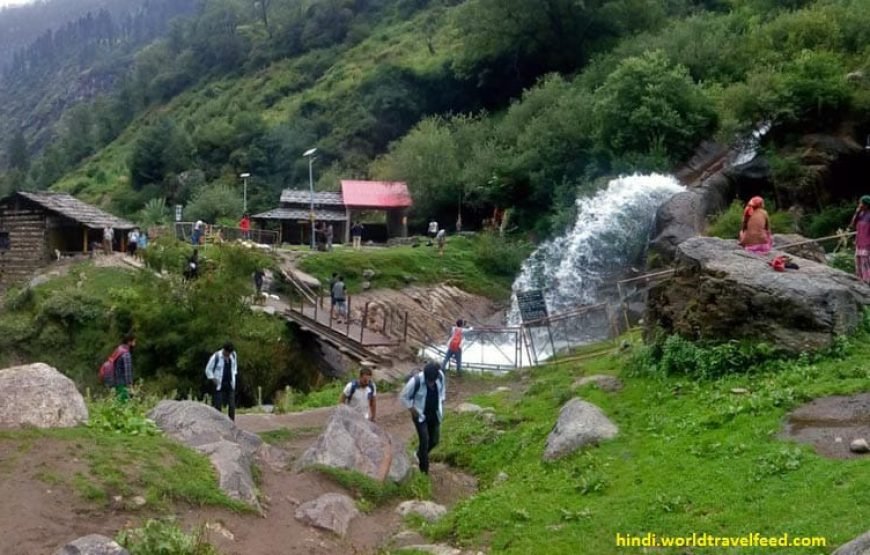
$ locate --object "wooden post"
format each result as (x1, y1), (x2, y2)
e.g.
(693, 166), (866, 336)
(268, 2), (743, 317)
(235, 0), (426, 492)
(403, 311), (409, 343)
(82, 227), (88, 253)
(345, 295), (352, 336)
(361, 302), (369, 343)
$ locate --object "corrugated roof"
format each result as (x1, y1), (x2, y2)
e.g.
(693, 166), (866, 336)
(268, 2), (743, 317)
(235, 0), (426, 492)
(14, 191), (135, 229)
(280, 189), (345, 206)
(340, 180), (412, 208)
(252, 208), (348, 222)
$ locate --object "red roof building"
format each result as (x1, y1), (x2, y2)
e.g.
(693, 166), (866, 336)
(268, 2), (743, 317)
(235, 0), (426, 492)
(340, 180), (412, 209)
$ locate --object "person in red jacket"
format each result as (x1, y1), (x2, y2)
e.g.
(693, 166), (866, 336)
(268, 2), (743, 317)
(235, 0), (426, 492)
(239, 213), (251, 240)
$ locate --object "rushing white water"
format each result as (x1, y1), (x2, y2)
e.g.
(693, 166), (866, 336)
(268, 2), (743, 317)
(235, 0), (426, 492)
(421, 174), (685, 371)
(508, 173), (685, 324)
(732, 121), (772, 166)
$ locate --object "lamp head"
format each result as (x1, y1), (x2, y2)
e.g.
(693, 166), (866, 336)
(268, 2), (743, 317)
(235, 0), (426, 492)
(240, 172), (251, 178)
(303, 148), (317, 157)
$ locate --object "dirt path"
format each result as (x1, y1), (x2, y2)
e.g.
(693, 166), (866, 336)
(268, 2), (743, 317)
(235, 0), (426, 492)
(184, 376), (498, 555)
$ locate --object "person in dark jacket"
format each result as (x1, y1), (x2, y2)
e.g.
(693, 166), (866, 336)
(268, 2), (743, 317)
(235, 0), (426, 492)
(113, 333), (136, 402)
(400, 362), (445, 474)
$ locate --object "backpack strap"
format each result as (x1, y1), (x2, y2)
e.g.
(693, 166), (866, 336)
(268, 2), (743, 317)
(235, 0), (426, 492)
(347, 380), (359, 403)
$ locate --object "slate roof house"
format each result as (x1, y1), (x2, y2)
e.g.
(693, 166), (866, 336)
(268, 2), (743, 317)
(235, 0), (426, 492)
(0, 191), (135, 285)
(252, 180), (412, 244)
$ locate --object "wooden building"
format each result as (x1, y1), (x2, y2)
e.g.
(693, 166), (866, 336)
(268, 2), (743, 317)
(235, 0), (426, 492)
(252, 180), (412, 245)
(252, 190), (347, 245)
(0, 191), (135, 286)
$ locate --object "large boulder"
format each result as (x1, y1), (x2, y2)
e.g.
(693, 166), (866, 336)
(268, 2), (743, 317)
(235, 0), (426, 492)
(773, 234), (827, 264)
(646, 237), (870, 353)
(296, 405), (412, 482)
(0, 363), (88, 429)
(834, 531), (870, 555)
(650, 173), (733, 261)
(54, 535), (129, 555)
(148, 401), (278, 509)
(543, 399), (618, 460)
(294, 493), (359, 537)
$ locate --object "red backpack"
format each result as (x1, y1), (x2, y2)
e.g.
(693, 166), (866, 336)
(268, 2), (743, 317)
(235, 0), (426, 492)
(99, 345), (128, 384)
(448, 327), (463, 351)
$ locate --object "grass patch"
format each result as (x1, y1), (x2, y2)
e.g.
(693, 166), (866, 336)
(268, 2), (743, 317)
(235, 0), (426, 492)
(117, 518), (217, 555)
(426, 335), (870, 554)
(297, 234), (530, 300)
(0, 425), (249, 512)
(258, 428), (298, 445)
(311, 465), (432, 509)
(273, 382), (345, 413)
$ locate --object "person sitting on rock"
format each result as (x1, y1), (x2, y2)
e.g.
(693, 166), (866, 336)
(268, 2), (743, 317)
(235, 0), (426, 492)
(338, 367), (377, 422)
(739, 196), (771, 254)
(400, 362), (445, 474)
(849, 195), (870, 284)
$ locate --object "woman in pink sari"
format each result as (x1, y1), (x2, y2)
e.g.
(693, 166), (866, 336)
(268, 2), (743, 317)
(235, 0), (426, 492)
(739, 196), (771, 254)
(849, 195), (870, 283)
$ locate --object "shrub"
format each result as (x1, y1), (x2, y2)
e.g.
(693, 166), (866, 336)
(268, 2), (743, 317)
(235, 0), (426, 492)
(117, 519), (216, 555)
(472, 233), (531, 278)
(802, 202), (856, 239)
(87, 395), (160, 436)
(635, 335), (783, 379)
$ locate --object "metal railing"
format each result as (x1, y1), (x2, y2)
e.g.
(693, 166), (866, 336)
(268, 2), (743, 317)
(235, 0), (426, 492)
(174, 222), (279, 247)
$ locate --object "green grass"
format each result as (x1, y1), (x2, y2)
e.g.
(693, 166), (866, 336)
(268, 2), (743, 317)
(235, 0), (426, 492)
(298, 234), (528, 300)
(273, 381), (346, 413)
(422, 335), (870, 554)
(0, 425), (249, 512)
(707, 200), (796, 240)
(310, 465), (432, 509)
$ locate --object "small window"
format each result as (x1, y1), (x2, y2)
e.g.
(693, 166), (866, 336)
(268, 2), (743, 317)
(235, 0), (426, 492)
(0, 232), (9, 251)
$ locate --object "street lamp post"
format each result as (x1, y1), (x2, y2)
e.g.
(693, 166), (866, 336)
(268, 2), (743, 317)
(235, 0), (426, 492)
(239, 172), (251, 213)
(303, 148), (317, 250)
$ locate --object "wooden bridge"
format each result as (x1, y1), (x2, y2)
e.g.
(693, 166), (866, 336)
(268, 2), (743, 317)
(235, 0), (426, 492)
(276, 268), (408, 366)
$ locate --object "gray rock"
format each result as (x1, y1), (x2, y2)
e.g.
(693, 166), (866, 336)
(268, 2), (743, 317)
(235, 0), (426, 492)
(456, 403), (484, 414)
(362, 281), (372, 291)
(834, 531), (870, 555)
(494, 387), (511, 393)
(572, 375), (623, 393)
(396, 500), (447, 522)
(362, 269), (376, 280)
(0, 363), (88, 429)
(650, 172), (734, 261)
(646, 237), (870, 353)
(495, 471), (509, 483)
(148, 401), (274, 509)
(54, 534), (129, 555)
(294, 493), (359, 537)
(850, 439), (870, 454)
(773, 234), (827, 264)
(296, 405), (411, 482)
(544, 399), (618, 460)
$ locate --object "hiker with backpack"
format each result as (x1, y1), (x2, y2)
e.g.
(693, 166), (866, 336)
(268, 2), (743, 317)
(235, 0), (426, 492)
(400, 362), (446, 474)
(338, 367), (377, 422)
(332, 275), (347, 323)
(442, 319), (472, 375)
(99, 333), (136, 402)
(205, 342), (238, 421)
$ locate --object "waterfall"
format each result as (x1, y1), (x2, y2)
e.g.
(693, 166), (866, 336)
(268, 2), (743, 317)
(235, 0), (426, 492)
(509, 174), (685, 325)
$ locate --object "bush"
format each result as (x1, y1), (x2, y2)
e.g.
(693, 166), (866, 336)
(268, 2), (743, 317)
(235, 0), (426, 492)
(87, 395), (160, 436)
(117, 519), (216, 555)
(706, 200), (795, 239)
(472, 233), (531, 278)
(802, 202), (856, 239)
(633, 335), (783, 379)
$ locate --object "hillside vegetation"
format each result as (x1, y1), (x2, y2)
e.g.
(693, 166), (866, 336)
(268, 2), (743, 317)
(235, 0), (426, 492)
(3, 0), (869, 238)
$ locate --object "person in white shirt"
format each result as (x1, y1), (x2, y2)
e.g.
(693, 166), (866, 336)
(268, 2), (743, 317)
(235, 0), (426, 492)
(102, 226), (114, 254)
(127, 228), (140, 257)
(338, 367), (377, 422)
(205, 342), (238, 421)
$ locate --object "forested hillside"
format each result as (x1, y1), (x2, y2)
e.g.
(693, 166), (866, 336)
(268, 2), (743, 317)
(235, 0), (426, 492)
(2, 0), (870, 236)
